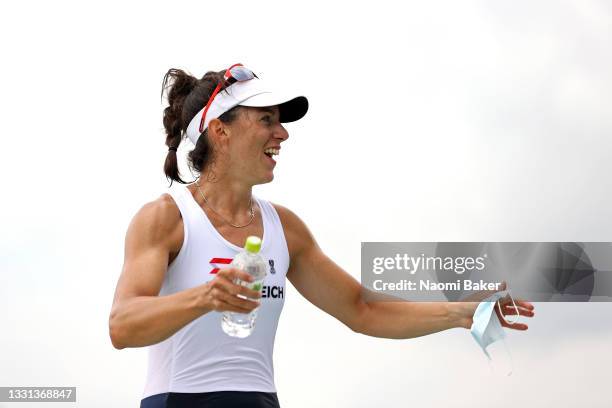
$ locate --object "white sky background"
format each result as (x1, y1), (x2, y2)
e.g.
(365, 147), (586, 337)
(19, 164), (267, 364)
(1, 0), (611, 407)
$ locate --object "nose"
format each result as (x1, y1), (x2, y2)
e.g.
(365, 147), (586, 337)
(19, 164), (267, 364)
(275, 124), (289, 142)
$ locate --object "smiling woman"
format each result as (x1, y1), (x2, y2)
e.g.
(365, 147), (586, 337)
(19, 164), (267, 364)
(160, 66), (307, 187)
(108, 63), (534, 408)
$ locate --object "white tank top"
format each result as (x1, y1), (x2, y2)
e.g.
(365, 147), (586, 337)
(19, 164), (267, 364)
(142, 184), (288, 399)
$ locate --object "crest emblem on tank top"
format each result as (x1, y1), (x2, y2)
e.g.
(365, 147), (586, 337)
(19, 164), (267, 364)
(269, 259), (276, 274)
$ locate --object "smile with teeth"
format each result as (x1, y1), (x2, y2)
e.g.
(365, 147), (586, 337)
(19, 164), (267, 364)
(264, 148), (279, 157)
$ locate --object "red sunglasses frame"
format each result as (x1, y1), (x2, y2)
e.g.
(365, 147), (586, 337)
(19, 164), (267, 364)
(198, 63), (257, 133)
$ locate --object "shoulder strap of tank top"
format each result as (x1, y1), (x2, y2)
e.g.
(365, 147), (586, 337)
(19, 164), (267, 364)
(165, 184), (188, 216)
(254, 197), (278, 229)
(254, 197), (289, 252)
(164, 184), (192, 247)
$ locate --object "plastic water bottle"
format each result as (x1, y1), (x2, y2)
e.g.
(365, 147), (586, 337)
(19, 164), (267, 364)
(221, 236), (267, 338)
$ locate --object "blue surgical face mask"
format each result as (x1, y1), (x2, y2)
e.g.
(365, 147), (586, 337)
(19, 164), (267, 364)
(470, 290), (520, 363)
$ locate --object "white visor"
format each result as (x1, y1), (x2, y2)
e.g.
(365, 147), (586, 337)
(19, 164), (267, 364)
(185, 77), (308, 145)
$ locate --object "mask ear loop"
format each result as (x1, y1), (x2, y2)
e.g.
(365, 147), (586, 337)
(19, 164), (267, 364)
(495, 290), (518, 376)
(496, 289), (521, 326)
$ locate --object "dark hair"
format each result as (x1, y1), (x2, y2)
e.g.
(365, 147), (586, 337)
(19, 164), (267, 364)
(161, 68), (242, 186)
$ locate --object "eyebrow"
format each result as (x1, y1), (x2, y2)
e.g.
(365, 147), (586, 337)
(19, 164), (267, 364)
(256, 107), (276, 115)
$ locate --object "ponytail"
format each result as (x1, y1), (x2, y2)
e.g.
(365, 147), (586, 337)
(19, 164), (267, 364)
(160, 68), (243, 187)
(161, 69), (198, 186)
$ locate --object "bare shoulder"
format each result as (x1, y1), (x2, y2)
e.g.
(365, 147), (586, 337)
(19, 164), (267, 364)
(270, 203), (306, 234)
(127, 193), (183, 255)
(113, 194), (183, 305)
(270, 203), (317, 257)
(270, 203), (298, 225)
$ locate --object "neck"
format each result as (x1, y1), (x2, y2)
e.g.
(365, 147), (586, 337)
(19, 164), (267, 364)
(193, 172), (253, 221)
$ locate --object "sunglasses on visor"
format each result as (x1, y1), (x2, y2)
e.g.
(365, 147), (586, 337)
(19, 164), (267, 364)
(198, 63), (258, 133)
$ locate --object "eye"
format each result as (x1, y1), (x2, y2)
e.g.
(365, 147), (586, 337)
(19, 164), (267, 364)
(261, 115), (272, 124)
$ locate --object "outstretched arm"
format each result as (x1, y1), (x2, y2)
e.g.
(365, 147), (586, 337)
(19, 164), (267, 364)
(274, 204), (533, 339)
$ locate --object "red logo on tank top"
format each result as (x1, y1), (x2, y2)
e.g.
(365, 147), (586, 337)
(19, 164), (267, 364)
(209, 257), (233, 274)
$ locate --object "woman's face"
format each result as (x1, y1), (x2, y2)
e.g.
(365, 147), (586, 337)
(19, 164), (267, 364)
(221, 106), (289, 185)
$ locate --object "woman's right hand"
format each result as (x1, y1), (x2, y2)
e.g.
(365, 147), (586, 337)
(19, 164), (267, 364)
(199, 268), (262, 314)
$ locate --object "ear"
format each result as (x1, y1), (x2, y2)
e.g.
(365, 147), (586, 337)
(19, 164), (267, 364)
(207, 118), (230, 149)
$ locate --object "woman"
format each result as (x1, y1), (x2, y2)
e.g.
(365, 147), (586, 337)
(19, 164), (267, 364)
(108, 64), (535, 408)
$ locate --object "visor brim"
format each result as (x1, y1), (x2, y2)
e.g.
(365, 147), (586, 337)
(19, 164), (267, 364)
(239, 93), (309, 123)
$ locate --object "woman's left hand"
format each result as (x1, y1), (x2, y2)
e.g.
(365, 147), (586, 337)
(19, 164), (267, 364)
(494, 296), (535, 330)
(457, 291), (535, 330)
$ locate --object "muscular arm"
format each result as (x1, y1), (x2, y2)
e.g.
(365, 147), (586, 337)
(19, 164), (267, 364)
(275, 204), (471, 339)
(108, 196), (211, 349)
(109, 196), (259, 349)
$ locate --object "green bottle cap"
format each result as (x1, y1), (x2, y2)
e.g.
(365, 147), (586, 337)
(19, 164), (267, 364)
(244, 236), (262, 253)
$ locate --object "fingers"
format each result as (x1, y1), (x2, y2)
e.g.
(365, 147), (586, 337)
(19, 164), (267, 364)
(217, 267), (255, 285)
(500, 305), (534, 317)
(214, 287), (260, 312)
(209, 285), (260, 313)
(502, 322), (529, 330)
(211, 297), (258, 314)
(498, 297), (535, 317)
(516, 299), (535, 310)
(212, 277), (261, 300)
(494, 295), (535, 330)
(500, 297), (534, 310)
(214, 268), (260, 297)
(207, 268), (263, 313)
(494, 305), (529, 330)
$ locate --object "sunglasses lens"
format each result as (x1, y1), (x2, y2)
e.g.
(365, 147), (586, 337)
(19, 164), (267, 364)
(229, 66), (256, 82)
